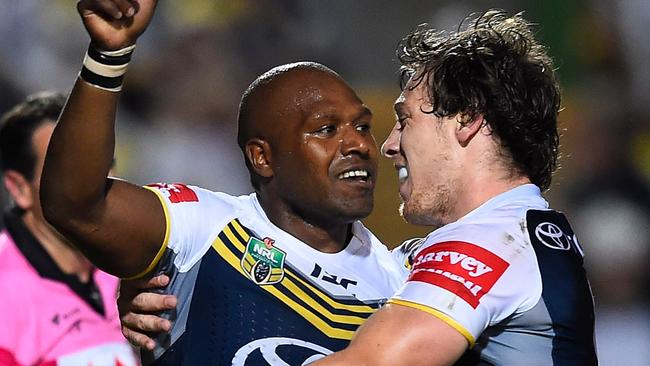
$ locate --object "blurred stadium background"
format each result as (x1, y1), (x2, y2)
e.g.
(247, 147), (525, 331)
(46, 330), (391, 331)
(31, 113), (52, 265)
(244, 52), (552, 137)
(0, 0), (648, 364)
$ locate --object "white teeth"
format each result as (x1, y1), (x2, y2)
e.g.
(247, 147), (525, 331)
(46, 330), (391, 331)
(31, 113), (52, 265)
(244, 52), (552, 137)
(398, 167), (408, 182)
(338, 170), (369, 180)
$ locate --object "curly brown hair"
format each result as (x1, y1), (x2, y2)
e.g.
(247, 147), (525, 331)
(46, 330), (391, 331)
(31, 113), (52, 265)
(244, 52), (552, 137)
(398, 10), (561, 190)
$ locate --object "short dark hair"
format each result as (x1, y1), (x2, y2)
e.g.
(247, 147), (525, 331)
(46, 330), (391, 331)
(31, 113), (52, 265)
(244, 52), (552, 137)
(0, 92), (66, 180)
(398, 10), (561, 190)
(237, 62), (338, 190)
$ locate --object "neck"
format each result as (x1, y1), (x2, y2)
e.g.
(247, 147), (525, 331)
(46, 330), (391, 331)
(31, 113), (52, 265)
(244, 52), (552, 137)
(448, 133), (533, 223)
(256, 192), (350, 253)
(22, 211), (93, 282)
(451, 172), (531, 222)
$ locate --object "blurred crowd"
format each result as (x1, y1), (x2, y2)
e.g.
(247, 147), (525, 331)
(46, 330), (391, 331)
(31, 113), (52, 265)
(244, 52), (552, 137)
(0, 0), (647, 364)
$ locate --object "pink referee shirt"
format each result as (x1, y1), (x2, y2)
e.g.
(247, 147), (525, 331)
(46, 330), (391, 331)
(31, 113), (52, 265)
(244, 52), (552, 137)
(0, 230), (138, 366)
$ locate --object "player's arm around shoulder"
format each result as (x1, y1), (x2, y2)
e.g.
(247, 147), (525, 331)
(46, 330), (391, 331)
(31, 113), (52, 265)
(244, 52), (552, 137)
(118, 274), (177, 350)
(312, 302), (468, 366)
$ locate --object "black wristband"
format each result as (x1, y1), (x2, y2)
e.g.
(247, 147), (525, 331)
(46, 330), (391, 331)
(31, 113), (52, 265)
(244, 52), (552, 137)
(79, 43), (136, 92)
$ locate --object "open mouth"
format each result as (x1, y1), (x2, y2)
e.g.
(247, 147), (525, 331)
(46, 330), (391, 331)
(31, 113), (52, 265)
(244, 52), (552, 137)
(337, 169), (370, 182)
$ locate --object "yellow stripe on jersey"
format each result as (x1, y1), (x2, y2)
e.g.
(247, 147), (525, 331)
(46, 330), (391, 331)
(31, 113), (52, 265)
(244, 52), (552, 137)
(228, 220), (376, 314)
(223, 224), (246, 251)
(212, 236), (355, 340)
(124, 186), (172, 280)
(283, 270), (376, 314)
(212, 219), (384, 339)
(230, 219), (251, 242)
(230, 219), (377, 314)
(387, 298), (476, 346)
(241, 254), (256, 273)
(279, 277), (367, 325)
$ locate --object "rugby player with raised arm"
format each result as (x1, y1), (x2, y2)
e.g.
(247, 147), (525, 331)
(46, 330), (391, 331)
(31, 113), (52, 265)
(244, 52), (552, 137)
(41, 1), (407, 364)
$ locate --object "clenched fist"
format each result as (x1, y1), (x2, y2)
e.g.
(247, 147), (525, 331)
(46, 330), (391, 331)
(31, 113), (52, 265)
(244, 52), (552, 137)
(77, 0), (158, 50)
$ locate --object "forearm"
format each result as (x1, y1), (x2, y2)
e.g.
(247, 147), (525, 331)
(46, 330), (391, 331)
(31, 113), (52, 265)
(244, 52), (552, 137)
(312, 303), (468, 366)
(39, 0), (165, 277)
(42, 0), (155, 227)
(312, 348), (373, 366)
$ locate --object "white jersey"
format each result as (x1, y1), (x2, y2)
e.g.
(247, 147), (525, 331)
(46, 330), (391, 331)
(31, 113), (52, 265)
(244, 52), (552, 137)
(139, 183), (406, 365)
(390, 184), (597, 365)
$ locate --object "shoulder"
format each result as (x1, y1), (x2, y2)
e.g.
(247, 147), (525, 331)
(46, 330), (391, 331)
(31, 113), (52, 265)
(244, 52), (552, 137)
(409, 208), (543, 310)
(426, 203), (533, 256)
(0, 230), (15, 256)
(143, 184), (256, 273)
(415, 207), (540, 284)
(0, 232), (34, 286)
(420, 214), (536, 279)
(144, 182), (255, 229)
(0, 238), (34, 311)
(93, 269), (120, 292)
(145, 183), (246, 212)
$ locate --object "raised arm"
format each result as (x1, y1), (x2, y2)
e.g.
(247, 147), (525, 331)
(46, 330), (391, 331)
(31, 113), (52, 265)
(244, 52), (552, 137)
(41, 0), (164, 277)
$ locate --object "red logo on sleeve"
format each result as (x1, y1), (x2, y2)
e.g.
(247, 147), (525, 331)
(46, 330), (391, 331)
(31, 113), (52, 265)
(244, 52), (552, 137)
(147, 183), (199, 203)
(408, 241), (509, 308)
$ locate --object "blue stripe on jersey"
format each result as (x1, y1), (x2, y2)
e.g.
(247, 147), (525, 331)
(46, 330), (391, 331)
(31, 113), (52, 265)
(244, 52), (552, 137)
(526, 209), (597, 365)
(154, 245), (350, 365)
(153, 219), (385, 365)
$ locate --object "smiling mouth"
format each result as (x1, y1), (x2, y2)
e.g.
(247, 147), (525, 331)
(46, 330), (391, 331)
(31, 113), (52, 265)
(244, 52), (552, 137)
(337, 169), (370, 181)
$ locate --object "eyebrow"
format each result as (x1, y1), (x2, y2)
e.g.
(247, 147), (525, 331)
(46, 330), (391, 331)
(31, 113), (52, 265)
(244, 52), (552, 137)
(311, 106), (373, 121)
(357, 106), (373, 120)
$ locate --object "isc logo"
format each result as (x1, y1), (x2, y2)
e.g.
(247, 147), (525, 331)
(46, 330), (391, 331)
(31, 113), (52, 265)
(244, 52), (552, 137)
(310, 263), (357, 289)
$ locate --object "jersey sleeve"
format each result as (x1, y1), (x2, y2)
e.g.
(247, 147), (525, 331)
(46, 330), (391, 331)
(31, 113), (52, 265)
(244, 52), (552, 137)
(388, 224), (541, 345)
(133, 183), (237, 277)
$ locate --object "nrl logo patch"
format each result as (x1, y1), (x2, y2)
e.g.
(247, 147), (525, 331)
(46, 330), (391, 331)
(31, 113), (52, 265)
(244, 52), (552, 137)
(241, 237), (286, 285)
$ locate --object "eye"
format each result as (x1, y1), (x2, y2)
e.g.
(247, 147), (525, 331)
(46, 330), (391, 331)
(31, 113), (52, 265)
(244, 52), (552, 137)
(314, 125), (336, 135)
(355, 123), (371, 133)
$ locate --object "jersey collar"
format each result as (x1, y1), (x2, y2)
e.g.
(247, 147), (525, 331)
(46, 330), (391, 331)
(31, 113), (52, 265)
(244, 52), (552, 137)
(248, 193), (369, 256)
(3, 209), (106, 315)
(458, 184), (548, 223)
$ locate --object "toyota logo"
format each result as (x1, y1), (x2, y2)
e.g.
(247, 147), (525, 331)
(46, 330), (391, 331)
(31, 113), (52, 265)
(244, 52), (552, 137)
(534, 222), (572, 250)
(232, 337), (333, 366)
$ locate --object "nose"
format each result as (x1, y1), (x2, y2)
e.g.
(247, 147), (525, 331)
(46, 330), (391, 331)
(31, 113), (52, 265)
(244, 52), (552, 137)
(381, 123), (400, 159)
(340, 126), (374, 157)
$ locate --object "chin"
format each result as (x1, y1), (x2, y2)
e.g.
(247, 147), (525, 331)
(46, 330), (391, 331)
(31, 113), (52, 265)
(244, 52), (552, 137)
(399, 200), (444, 229)
(338, 198), (374, 221)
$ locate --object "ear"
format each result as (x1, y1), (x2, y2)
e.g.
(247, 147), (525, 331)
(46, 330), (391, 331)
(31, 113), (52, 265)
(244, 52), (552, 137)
(3, 170), (34, 210)
(455, 114), (485, 147)
(245, 138), (274, 179)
